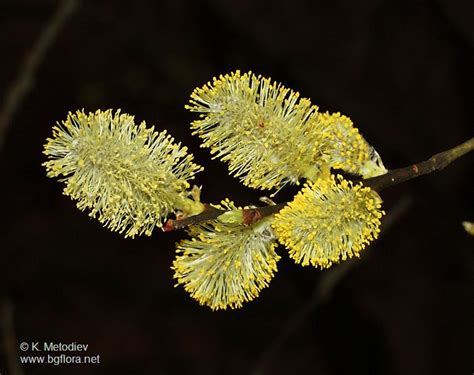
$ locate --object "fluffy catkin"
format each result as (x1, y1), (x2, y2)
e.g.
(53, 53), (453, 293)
(43, 109), (203, 238)
(273, 175), (385, 268)
(187, 70), (386, 191)
(173, 200), (280, 310)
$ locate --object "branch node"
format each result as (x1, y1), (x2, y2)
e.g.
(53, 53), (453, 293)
(243, 209), (262, 225)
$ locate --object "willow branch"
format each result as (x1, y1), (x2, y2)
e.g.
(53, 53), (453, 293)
(363, 137), (474, 191)
(165, 137), (473, 230)
(164, 204), (225, 231)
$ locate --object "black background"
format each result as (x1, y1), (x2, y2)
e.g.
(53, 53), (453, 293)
(0, 1), (472, 374)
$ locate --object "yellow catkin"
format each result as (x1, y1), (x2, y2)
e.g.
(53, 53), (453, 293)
(273, 175), (385, 268)
(186, 70), (386, 191)
(172, 200), (280, 310)
(43, 109), (203, 238)
(318, 112), (386, 178)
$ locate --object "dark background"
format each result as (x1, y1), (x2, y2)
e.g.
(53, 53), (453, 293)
(0, 0), (472, 374)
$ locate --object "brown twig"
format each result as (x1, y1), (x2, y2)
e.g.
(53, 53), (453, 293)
(164, 203), (289, 231)
(363, 137), (474, 191)
(0, 0), (79, 151)
(166, 137), (473, 230)
(164, 204), (225, 231)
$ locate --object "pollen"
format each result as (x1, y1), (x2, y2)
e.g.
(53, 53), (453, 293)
(43, 109), (203, 238)
(272, 175), (385, 268)
(172, 200), (280, 310)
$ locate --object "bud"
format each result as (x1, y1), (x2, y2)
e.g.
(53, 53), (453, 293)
(43, 109), (203, 238)
(462, 221), (474, 236)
